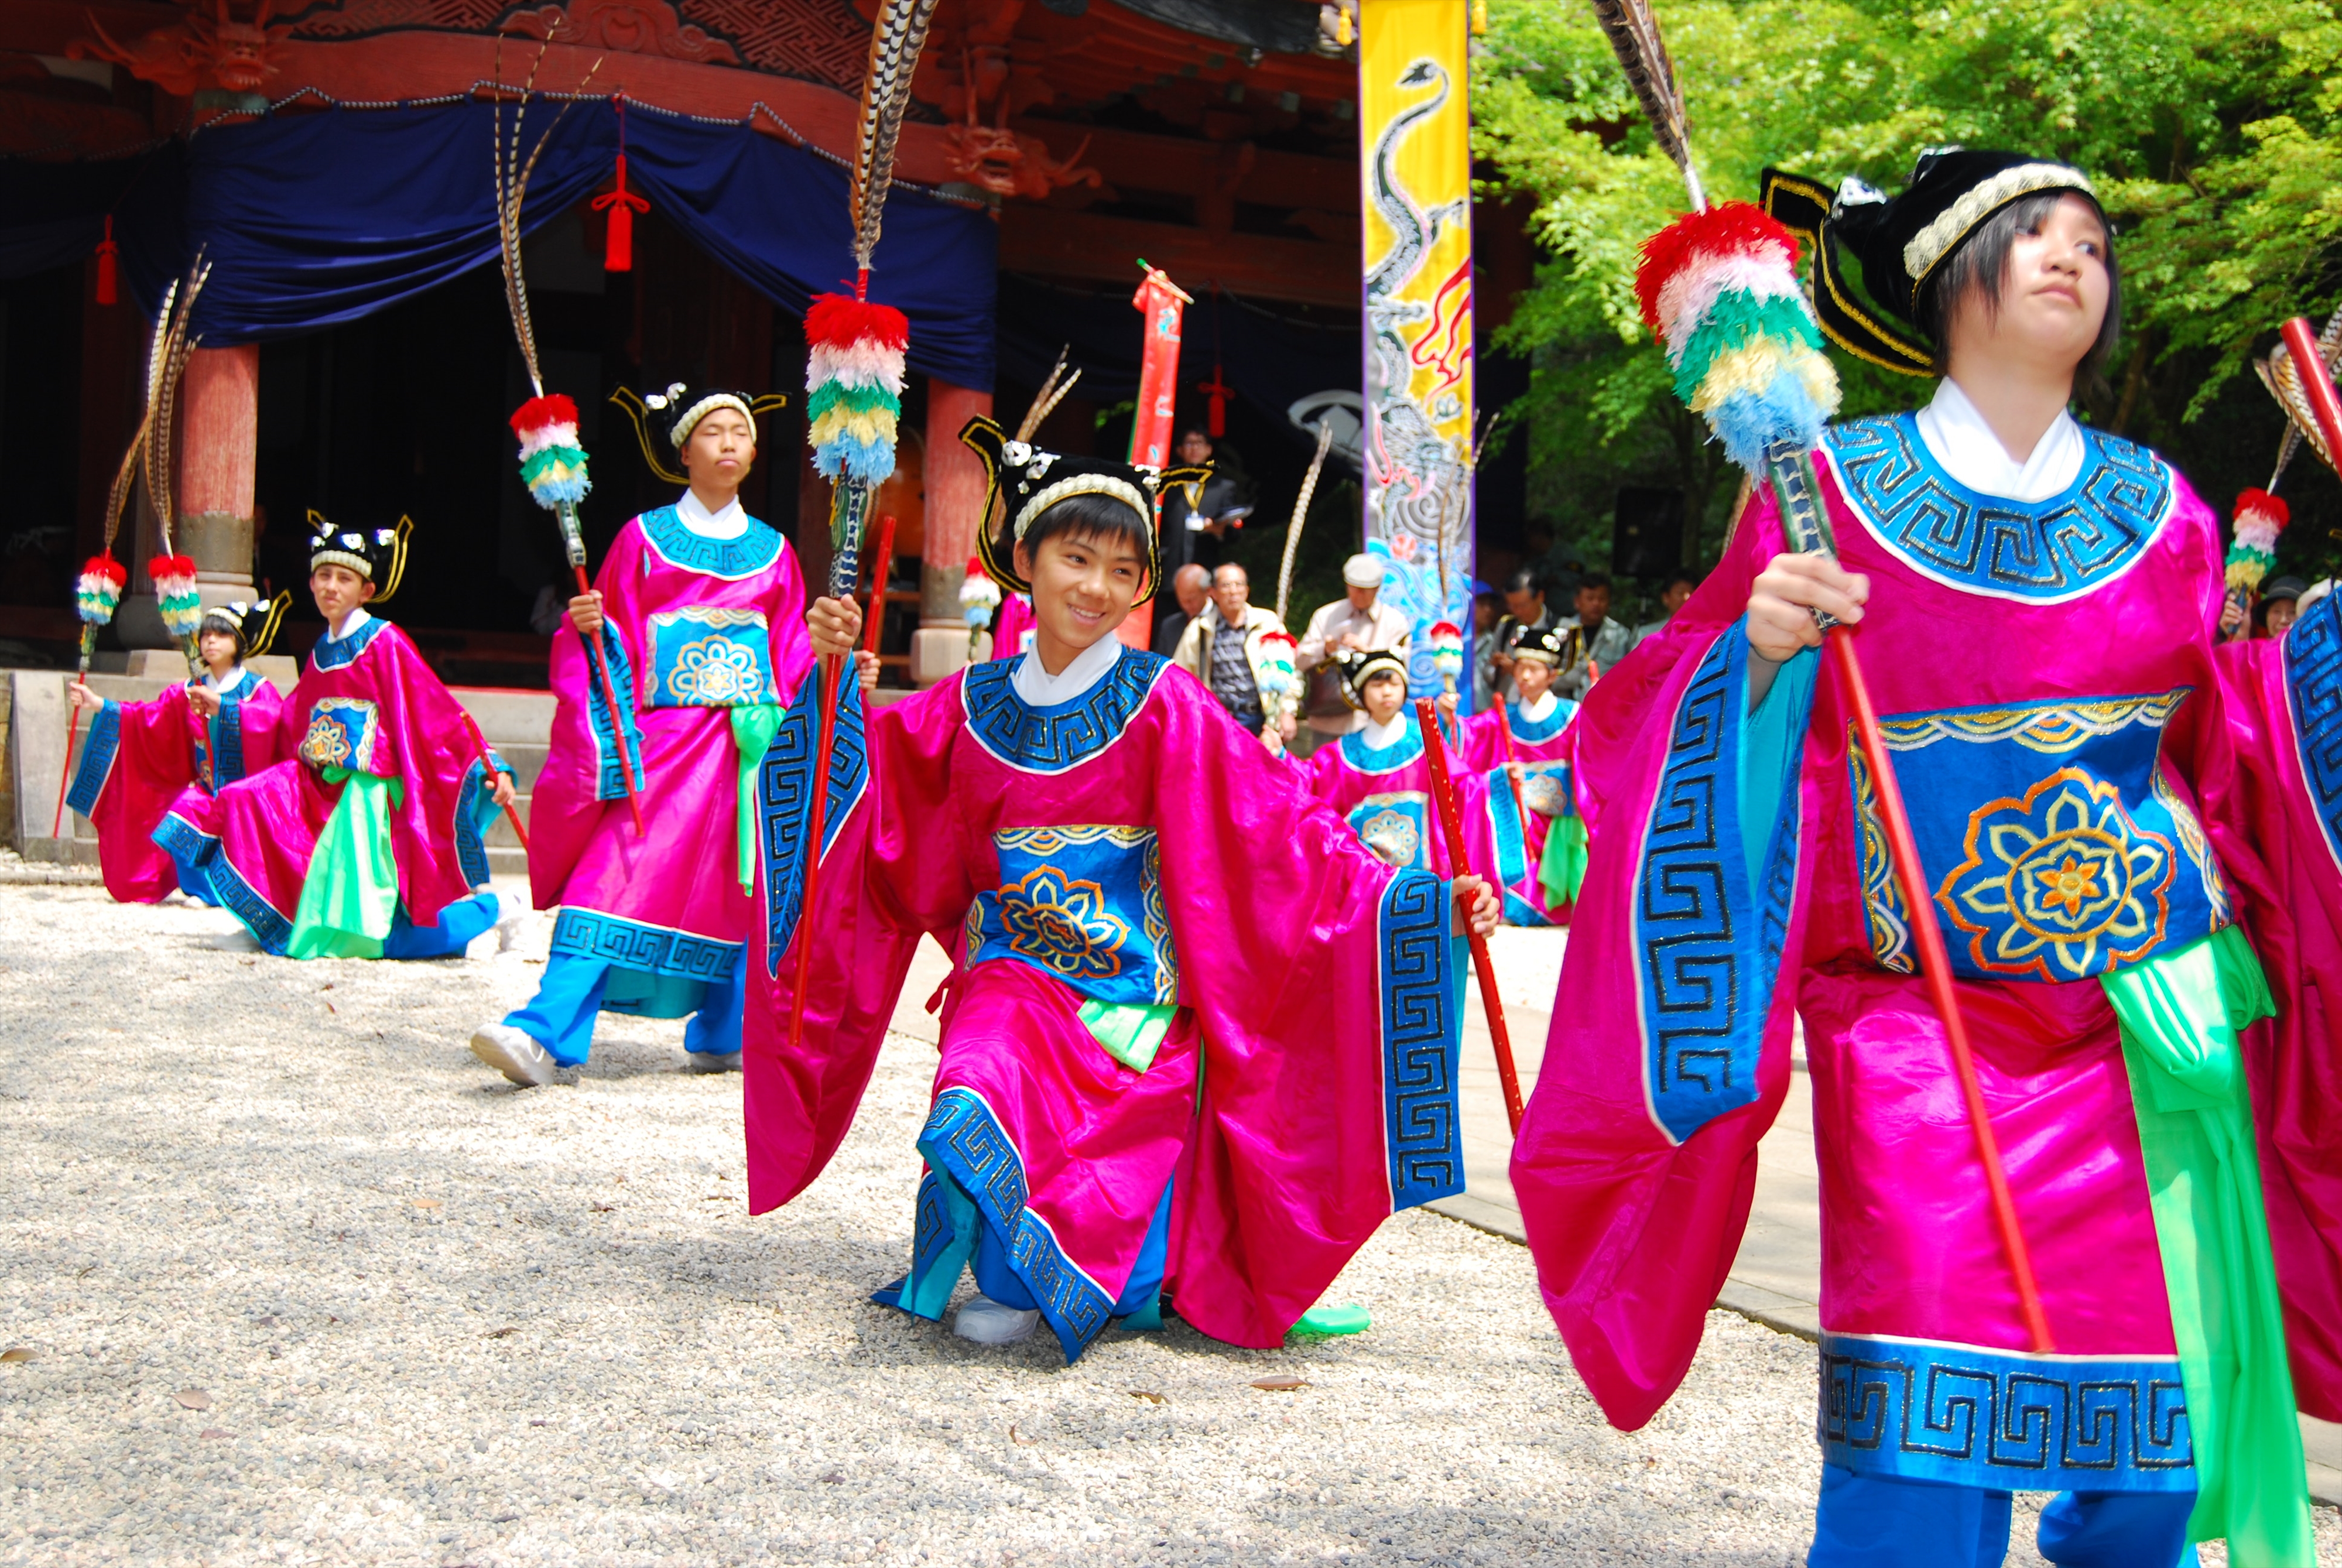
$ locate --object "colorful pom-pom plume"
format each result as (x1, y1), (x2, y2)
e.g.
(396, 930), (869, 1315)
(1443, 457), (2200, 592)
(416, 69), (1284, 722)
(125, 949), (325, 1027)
(2226, 488), (2290, 594)
(1635, 202), (1841, 471)
(959, 553), (1002, 628)
(1428, 621), (1466, 683)
(805, 293), (909, 485)
(511, 393), (592, 509)
(75, 553), (127, 626)
(150, 552), (203, 640)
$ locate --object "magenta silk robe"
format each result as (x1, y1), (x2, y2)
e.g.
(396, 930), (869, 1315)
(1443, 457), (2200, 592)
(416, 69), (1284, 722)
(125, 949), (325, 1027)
(68, 673), (284, 903)
(1459, 697), (1581, 926)
(1304, 710), (1497, 884)
(1509, 412), (2342, 1494)
(747, 650), (1467, 1362)
(526, 505), (811, 994)
(988, 593), (1036, 662)
(156, 617), (500, 956)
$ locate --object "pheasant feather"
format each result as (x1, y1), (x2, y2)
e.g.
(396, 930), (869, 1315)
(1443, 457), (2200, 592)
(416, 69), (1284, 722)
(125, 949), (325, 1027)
(1587, 0), (1700, 206)
(850, 0), (943, 271)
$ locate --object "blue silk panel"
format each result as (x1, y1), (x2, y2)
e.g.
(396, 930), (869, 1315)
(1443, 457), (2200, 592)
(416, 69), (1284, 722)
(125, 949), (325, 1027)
(965, 825), (1178, 1008)
(1848, 691), (2230, 984)
(647, 607), (775, 708)
(297, 697), (385, 776)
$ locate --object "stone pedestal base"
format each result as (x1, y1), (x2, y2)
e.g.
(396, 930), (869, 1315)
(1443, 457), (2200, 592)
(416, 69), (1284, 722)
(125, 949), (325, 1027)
(909, 626), (972, 687)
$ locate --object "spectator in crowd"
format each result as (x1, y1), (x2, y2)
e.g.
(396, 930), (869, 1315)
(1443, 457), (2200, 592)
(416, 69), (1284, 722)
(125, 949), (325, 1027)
(1471, 583), (1503, 710)
(1151, 563), (1211, 657)
(1489, 567), (1557, 702)
(1634, 569), (1701, 646)
(1160, 426), (1251, 590)
(1296, 553), (1413, 745)
(1557, 572), (1634, 700)
(2260, 576), (2308, 638)
(1173, 563), (1288, 740)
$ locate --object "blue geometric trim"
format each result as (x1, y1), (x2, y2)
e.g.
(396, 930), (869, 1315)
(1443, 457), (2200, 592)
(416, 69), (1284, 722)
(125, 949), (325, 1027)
(914, 1087), (1116, 1363)
(960, 652), (1167, 775)
(453, 758), (491, 889)
(151, 810), (218, 905)
(308, 615), (389, 671)
(584, 625), (645, 803)
(1506, 697), (1576, 746)
(64, 702), (122, 820)
(637, 505), (786, 581)
(550, 907), (742, 984)
(759, 670), (868, 976)
(2286, 586), (2342, 878)
(191, 835), (292, 956)
(1821, 1331), (2194, 1492)
(1340, 720), (1424, 775)
(1635, 624), (1806, 1145)
(1378, 869), (1463, 1208)
(1823, 415), (2172, 604)
(213, 686), (246, 788)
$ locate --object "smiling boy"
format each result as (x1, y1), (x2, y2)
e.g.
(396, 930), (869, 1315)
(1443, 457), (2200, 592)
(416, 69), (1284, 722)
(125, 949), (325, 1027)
(744, 418), (1495, 1362)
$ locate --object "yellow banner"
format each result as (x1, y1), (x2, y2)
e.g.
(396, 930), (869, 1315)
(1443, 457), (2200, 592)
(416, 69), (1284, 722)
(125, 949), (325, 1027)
(1359, 0), (1474, 696)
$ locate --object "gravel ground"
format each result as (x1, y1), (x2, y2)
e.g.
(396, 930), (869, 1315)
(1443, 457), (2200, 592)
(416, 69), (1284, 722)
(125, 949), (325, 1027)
(1, 883), (2333, 1567)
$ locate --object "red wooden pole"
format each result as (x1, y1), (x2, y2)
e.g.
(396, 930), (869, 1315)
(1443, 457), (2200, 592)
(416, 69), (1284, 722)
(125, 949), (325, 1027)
(460, 709), (529, 853)
(51, 705), (81, 840)
(1829, 628), (2055, 1353)
(861, 515), (898, 659)
(573, 563), (644, 834)
(2281, 316), (2342, 464)
(1417, 698), (1525, 1136)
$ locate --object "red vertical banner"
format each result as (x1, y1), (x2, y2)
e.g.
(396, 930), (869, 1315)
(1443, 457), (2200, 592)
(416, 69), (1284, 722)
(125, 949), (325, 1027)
(1119, 265), (1193, 646)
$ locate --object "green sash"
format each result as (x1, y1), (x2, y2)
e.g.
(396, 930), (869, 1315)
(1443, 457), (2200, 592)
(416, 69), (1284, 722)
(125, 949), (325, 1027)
(287, 769), (403, 960)
(730, 703), (786, 894)
(1540, 812), (1588, 907)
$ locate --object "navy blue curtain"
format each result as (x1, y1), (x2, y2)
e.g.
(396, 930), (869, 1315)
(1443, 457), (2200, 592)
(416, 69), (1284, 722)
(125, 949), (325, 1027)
(8, 101), (996, 389)
(995, 272), (1358, 458)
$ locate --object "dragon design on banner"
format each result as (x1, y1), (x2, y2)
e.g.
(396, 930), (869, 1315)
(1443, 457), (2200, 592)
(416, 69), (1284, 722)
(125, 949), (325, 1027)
(1360, 14), (1474, 701)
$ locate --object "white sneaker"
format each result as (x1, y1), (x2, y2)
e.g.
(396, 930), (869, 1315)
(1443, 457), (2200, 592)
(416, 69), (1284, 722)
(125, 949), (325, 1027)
(953, 1295), (1042, 1346)
(492, 912), (528, 954)
(685, 1051), (742, 1074)
(470, 1023), (560, 1088)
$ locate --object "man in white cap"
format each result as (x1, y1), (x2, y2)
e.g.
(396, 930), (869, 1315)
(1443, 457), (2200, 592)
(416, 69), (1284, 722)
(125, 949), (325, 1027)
(1295, 553), (1413, 749)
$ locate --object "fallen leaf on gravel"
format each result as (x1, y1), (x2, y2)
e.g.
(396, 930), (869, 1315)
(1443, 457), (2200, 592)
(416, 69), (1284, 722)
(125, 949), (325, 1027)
(412, 1198), (442, 1209)
(1009, 1424), (1039, 1446)
(589, 1203), (615, 1213)
(323, 1000), (336, 1014)
(1127, 1389), (1165, 1404)
(1249, 1377), (1309, 1392)
(1, 1347), (35, 1362)
(174, 1388), (214, 1409)
(199, 1427), (230, 1439)
(819, 1473), (844, 1484)
(484, 1327), (518, 1339)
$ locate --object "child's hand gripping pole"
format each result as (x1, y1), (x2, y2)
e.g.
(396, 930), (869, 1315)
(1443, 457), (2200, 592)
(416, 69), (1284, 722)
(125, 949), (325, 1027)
(785, 496), (888, 1055)
(1416, 698), (1526, 1136)
(1765, 443), (2055, 1354)
(554, 499), (644, 836)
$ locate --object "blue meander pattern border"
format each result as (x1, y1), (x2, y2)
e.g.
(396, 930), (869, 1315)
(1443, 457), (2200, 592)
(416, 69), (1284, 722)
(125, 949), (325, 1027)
(759, 670), (868, 975)
(1820, 1333), (2194, 1492)
(64, 702), (121, 820)
(2286, 586), (2342, 876)
(454, 758), (492, 889)
(961, 653), (1166, 775)
(154, 812), (293, 955)
(308, 615), (388, 671)
(1378, 869), (1463, 1208)
(1636, 626), (1804, 1145)
(914, 1087), (1115, 1364)
(1823, 415), (2172, 603)
(552, 907), (742, 983)
(213, 687), (246, 788)
(636, 505), (786, 580)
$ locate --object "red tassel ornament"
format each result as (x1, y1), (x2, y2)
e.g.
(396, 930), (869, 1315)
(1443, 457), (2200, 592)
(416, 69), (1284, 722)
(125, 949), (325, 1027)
(591, 101), (650, 273)
(94, 215), (119, 307)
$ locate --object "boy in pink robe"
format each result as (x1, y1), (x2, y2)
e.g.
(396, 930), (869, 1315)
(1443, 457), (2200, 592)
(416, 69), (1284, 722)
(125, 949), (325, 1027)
(747, 419), (1498, 1361)
(1456, 621), (1584, 925)
(469, 386), (813, 1087)
(1511, 154), (2330, 1565)
(1304, 647), (1495, 881)
(159, 516), (513, 960)
(67, 595), (288, 904)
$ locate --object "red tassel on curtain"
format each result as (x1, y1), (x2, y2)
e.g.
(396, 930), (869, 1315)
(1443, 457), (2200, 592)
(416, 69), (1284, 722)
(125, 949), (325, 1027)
(94, 214), (118, 306)
(591, 99), (650, 272)
(1197, 365), (1232, 437)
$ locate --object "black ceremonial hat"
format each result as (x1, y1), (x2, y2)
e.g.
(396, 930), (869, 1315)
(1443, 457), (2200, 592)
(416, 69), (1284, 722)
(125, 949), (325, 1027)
(1508, 621), (1577, 667)
(609, 382), (789, 485)
(308, 509), (412, 602)
(199, 591), (291, 658)
(961, 415), (1209, 598)
(1761, 149), (2096, 377)
(1336, 645), (1410, 710)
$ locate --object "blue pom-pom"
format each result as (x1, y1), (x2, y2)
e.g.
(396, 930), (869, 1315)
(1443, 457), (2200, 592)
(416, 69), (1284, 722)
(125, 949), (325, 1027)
(813, 437), (899, 485)
(1706, 379), (1829, 472)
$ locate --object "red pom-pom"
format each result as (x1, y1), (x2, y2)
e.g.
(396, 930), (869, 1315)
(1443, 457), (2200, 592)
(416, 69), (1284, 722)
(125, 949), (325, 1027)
(149, 553), (197, 584)
(1430, 621), (1464, 638)
(805, 292), (910, 351)
(1632, 201), (1804, 333)
(509, 394), (581, 436)
(1259, 628), (1297, 646)
(81, 553), (127, 587)
(2234, 488), (2291, 528)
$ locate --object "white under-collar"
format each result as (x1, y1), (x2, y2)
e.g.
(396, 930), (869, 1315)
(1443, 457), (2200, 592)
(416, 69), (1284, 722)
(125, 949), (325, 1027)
(1012, 631), (1123, 707)
(1516, 689), (1557, 723)
(677, 487), (748, 540)
(1361, 712), (1409, 749)
(203, 665), (248, 696)
(326, 607), (372, 643)
(1913, 377), (2085, 502)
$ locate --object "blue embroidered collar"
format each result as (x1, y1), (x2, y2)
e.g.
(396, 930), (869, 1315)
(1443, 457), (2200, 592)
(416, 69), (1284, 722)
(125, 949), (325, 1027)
(1821, 413), (2173, 604)
(1508, 698), (1575, 745)
(1342, 718), (1426, 773)
(638, 504), (785, 581)
(962, 651), (1167, 774)
(310, 616), (388, 671)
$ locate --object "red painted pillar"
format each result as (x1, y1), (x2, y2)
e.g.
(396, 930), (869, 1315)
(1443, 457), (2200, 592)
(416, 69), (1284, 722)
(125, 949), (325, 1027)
(912, 379), (994, 685)
(120, 344), (259, 652)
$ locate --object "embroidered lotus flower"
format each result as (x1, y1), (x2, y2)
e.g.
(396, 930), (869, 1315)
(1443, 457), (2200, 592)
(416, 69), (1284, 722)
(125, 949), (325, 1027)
(995, 867), (1129, 981)
(667, 635), (765, 706)
(1358, 807), (1422, 869)
(1940, 766), (2175, 981)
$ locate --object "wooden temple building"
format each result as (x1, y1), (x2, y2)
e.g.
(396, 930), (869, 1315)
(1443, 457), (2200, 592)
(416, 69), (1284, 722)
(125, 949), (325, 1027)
(0, 0), (1529, 687)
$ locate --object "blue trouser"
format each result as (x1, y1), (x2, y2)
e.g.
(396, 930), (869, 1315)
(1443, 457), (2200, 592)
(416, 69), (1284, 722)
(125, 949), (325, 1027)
(503, 948), (745, 1066)
(381, 893), (499, 959)
(1809, 1465), (2199, 1568)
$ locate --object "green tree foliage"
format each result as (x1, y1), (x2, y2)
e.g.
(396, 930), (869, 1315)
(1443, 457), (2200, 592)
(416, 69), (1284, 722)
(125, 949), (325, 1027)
(1473, 0), (2342, 580)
